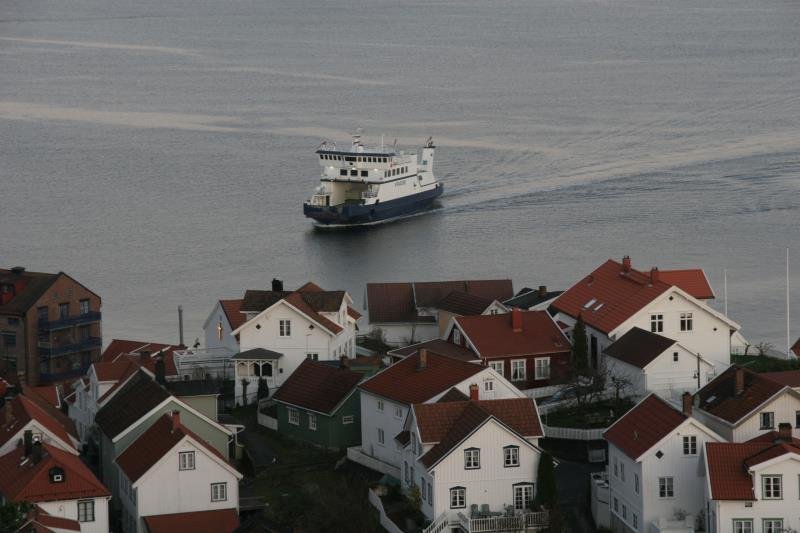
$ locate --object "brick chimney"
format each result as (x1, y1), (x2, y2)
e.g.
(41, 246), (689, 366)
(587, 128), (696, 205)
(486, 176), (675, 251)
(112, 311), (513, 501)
(538, 285), (547, 298)
(417, 349), (427, 371)
(650, 267), (660, 284)
(735, 367), (745, 396)
(512, 308), (523, 333)
(23, 429), (32, 457)
(682, 392), (693, 416)
(272, 278), (284, 292)
(622, 256), (632, 273)
(339, 355), (350, 369)
(171, 410), (181, 433)
(778, 422), (792, 442)
(469, 383), (479, 401)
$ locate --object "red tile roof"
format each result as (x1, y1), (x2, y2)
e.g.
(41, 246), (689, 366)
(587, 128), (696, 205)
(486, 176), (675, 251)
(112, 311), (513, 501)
(219, 299), (246, 330)
(283, 292), (343, 334)
(347, 306), (362, 320)
(388, 339), (478, 362)
(0, 395), (76, 452)
(604, 394), (686, 459)
(551, 259), (674, 334)
(272, 359), (362, 414)
(414, 398), (542, 468)
(455, 310), (570, 358)
(25, 506), (81, 531)
(762, 370), (800, 388)
(706, 439), (800, 500)
(658, 269), (715, 299)
(101, 339), (182, 377)
(142, 509), (239, 533)
(116, 413), (234, 483)
(25, 386), (60, 409)
(366, 280), (512, 323)
(360, 351), (484, 404)
(0, 443), (109, 502)
(697, 366), (786, 424)
(93, 359), (138, 382)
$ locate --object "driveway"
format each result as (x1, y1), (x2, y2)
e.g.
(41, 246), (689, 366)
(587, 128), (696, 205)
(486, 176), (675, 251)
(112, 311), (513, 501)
(555, 459), (605, 533)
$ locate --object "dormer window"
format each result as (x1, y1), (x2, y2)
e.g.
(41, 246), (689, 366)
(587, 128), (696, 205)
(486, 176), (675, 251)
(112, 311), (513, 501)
(453, 330), (462, 345)
(762, 475), (782, 499)
(583, 298), (597, 309)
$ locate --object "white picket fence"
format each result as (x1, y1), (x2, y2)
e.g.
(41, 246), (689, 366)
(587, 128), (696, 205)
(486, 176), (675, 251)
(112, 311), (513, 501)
(541, 424), (606, 441)
(367, 488), (405, 533)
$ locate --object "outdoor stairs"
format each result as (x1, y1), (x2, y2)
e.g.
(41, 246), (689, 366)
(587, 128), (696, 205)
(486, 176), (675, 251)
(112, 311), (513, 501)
(423, 512), (449, 533)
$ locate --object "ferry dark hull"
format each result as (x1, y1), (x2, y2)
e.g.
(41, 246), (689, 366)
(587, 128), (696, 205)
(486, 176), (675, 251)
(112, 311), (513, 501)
(304, 184), (443, 226)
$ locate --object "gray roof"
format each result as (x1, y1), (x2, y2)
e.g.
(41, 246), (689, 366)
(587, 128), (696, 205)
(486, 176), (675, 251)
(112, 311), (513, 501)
(503, 287), (563, 309)
(603, 327), (677, 369)
(232, 348), (284, 361)
(95, 370), (171, 439)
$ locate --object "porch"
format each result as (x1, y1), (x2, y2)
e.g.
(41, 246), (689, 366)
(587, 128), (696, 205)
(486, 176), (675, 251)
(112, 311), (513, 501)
(423, 510), (549, 533)
(232, 348), (283, 405)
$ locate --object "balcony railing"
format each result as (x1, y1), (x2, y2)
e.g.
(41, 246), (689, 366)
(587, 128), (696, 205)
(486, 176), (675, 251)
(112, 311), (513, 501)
(38, 336), (102, 357)
(456, 510), (549, 532)
(38, 311), (101, 331)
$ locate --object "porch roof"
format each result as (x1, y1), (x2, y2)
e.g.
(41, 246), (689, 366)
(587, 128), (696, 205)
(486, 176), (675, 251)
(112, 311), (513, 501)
(232, 348), (284, 361)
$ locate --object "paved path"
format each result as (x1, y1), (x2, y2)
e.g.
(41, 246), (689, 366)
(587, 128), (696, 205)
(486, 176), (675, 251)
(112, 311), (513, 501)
(555, 460), (605, 533)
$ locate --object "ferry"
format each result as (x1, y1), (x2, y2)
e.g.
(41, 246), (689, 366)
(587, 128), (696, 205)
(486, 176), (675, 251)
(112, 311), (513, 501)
(303, 133), (442, 226)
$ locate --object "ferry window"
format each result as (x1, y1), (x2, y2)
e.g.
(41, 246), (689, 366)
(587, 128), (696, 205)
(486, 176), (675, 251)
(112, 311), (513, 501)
(350, 169), (357, 176)
(340, 169), (347, 176)
(384, 171), (388, 177)
(383, 157), (387, 163)
(361, 171), (368, 177)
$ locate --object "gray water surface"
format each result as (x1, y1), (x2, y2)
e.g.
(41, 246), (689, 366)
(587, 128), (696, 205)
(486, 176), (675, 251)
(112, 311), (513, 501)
(1, 0), (799, 348)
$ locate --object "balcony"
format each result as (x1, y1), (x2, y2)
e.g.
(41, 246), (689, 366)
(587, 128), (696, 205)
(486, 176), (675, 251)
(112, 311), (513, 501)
(38, 336), (102, 357)
(454, 511), (549, 532)
(38, 311), (101, 331)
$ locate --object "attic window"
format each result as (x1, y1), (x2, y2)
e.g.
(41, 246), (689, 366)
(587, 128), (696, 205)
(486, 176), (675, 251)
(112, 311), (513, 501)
(655, 450), (664, 459)
(583, 298), (597, 309)
(594, 303), (604, 311)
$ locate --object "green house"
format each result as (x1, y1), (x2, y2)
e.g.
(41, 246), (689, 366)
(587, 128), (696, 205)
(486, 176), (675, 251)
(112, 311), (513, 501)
(272, 359), (364, 450)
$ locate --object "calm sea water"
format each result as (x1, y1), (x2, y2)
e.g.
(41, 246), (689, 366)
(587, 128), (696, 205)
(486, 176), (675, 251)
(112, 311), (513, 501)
(1, 0), (799, 350)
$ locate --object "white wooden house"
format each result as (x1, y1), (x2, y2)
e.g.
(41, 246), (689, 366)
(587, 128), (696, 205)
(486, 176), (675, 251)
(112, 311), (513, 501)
(604, 393), (724, 533)
(230, 282), (359, 404)
(356, 349), (525, 477)
(115, 411), (242, 533)
(1, 394), (79, 456)
(398, 396), (546, 532)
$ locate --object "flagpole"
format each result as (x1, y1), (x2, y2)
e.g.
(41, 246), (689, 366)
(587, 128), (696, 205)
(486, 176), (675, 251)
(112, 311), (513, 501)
(787, 247), (792, 358)
(723, 268), (728, 317)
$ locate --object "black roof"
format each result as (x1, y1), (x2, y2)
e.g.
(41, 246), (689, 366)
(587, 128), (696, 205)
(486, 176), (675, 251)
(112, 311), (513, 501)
(240, 290), (290, 313)
(435, 291), (493, 316)
(603, 327), (677, 369)
(503, 287), (563, 310)
(95, 370), (170, 439)
(232, 348), (284, 361)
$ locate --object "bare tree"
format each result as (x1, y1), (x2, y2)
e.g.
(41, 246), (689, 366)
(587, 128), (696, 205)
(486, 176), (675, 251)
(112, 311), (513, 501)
(755, 342), (773, 357)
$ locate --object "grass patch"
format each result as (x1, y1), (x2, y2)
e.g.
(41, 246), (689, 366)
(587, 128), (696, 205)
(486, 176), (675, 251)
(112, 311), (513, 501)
(731, 354), (800, 373)
(543, 399), (635, 429)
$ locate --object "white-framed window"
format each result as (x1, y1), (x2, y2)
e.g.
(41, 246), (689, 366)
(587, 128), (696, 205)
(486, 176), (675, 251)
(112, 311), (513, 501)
(513, 484), (534, 510)
(762, 475), (782, 499)
(733, 520), (753, 533)
(378, 428), (385, 445)
(680, 312), (693, 331)
(279, 319), (291, 337)
(453, 329), (462, 345)
(179, 451), (195, 470)
(658, 477), (674, 498)
(613, 457), (618, 477)
(288, 407), (299, 425)
(764, 520), (783, 533)
(633, 513), (638, 529)
(308, 413), (317, 431)
(650, 314), (663, 333)
(613, 497), (618, 512)
(620, 462), (625, 481)
(464, 448), (480, 469)
(634, 473), (639, 494)
(377, 399), (384, 411)
(77, 500), (94, 522)
(342, 415), (354, 425)
(211, 482), (227, 502)
(504, 446), (519, 467)
(622, 504), (627, 519)
(760, 412), (775, 429)
(511, 359), (526, 382)
(683, 435), (697, 455)
(421, 478), (426, 500)
(410, 466), (415, 484)
(306, 353), (319, 361)
(673, 351), (679, 362)
(217, 320), (223, 340)
(489, 361), (504, 376)
(394, 406), (403, 419)
(450, 487), (466, 508)
(427, 482), (432, 504)
(534, 358), (550, 380)
(484, 380), (494, 392)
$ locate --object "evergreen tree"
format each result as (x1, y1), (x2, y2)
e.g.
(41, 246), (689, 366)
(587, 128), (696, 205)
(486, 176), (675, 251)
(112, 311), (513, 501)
(0, 501), (32, 533)
(534, 452), (557, 509)
(571, 317), (589, 370)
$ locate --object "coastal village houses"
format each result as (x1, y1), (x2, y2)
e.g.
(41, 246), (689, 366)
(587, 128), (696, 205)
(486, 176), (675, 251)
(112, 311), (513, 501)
(354, 349), (526, 477)
(704, 426), (800, 533)
(271, 358), (363, 450)
(398, 396), (546, 532)
(231, 281), (359, 404)
(1, 391), (80, 456)
(115, 411), (242, 533)
(0, 266), (102, 386)
(551, 256), (739, 380)
(692, 366), (800, 442)
(604, 393), (724, 533)
(365, 279), (514, 346)
(0, 436), (111, 533)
